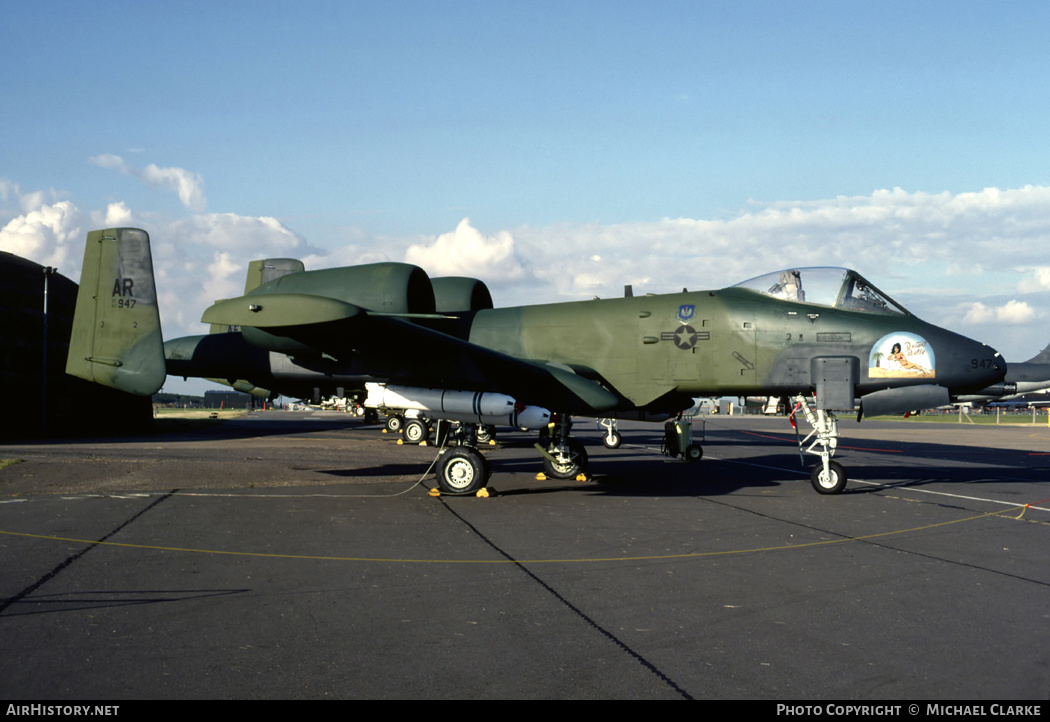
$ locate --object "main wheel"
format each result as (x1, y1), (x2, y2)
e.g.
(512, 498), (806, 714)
(402, 418), (430, 444)
(385, 414), (404, 433)
(810, 460), (847, 494)
(436, 448), (488, 494)
(602, 429), (622, 449)
(543, 438), (589, 479)
(476, 424), (496, 444)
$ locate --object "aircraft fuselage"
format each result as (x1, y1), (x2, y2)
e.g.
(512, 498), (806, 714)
(465, 286), (1002, 412)
(164, 266), (1003, 416)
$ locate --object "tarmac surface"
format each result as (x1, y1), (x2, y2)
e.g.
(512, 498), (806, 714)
(1, 410), (1048, 700)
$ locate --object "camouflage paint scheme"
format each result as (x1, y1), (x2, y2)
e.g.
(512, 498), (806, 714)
(68, 229), (1005, 419)
(461, 281), (1000, 417)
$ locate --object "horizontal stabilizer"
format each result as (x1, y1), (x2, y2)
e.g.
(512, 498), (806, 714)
(206, 378), (273, 398)
(202, 294), (363, 328)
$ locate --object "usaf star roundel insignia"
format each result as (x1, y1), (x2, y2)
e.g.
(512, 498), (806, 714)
(673, 325), (698, 350)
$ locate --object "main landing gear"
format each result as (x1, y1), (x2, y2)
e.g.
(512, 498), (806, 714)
(536, 414), (589, 480)
(433, 422), (492, 495)
(790, 394), (847, 494)
(428, 414), (589, 495)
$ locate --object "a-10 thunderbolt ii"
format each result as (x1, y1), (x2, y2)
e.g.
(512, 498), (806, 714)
(67, 228), (1007, 496)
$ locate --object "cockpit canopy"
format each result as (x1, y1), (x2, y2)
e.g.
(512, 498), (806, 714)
(731, 268), (909, 316)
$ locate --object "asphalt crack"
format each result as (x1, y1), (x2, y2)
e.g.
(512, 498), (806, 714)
(0, 489), (178, 615)
(438, 497), (694, 700)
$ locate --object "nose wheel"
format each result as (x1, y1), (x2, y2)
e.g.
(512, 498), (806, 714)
(597, 418), (622, 449)
(810, 459), (847, 494)
(792, 395), (848, 495)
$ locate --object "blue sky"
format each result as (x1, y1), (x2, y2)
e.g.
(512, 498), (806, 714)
(5, 1), (1050, 395)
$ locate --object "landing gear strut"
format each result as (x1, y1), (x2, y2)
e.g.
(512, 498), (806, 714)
(791, 394), (847, 494)
(597, 418), (622, 449)
(538, 414), (588, 480)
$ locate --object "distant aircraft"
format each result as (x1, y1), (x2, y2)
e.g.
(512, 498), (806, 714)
(67, 228), (1006, 495)
(952, 342), (1050, 406)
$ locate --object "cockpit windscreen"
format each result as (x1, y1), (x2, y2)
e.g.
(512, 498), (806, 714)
(731, 268), (908, 315)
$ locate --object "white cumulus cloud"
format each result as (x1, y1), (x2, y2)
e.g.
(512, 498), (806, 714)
(151, 213), (317, 334)
(90, 154), (207, 212)
(103, 202), (133, 227)
(1018, 266), (1050, 293)
(0, 193), (82, 271)
(405, 218), (529, 282)
(963, 300), (1039, 325)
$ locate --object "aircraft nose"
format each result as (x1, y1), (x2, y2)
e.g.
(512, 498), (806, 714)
(953, 338), (1005, 390)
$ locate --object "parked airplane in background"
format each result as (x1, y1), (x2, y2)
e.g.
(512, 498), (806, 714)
(953, 342), (1050, 407)
(67, 228), (1006, 495)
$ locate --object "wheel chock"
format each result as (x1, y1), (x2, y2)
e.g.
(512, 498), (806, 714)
(576, 473), (589, 482)
(536, 472), (548, 481)
(420, 441), (429, 446)
(396, 439), (404, 445)
(428, 487), (493, 498)
(488, 440), (496, 446)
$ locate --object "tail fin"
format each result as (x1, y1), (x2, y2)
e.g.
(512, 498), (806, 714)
(65, 228), (166, 396)
(1025, 342), (1050, 365)
(205, 258), (306, 334)
(243, 258), (305, 294)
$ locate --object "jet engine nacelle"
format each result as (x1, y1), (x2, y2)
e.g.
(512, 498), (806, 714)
(250, 262), (436, 314)
(364, 383), (551, 429)
(431, 276), (494, 313)
(230, 262), (435, 356)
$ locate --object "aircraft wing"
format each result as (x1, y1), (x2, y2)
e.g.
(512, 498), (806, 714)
(202, 295), (621, 415)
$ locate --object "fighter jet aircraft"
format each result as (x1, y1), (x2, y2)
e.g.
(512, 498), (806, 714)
(66, 228), (1006, 495)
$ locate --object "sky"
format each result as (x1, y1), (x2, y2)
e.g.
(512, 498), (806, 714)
(4, 1), (1050, 397)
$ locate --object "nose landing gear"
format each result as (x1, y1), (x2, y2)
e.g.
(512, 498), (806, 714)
(790, 395), (847, 494)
